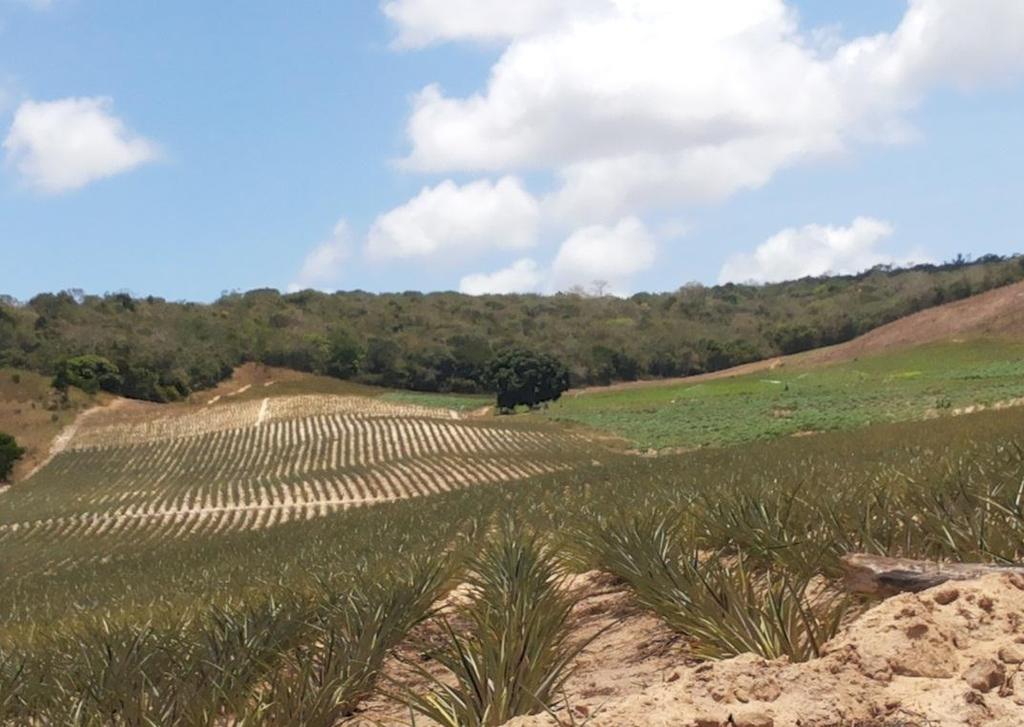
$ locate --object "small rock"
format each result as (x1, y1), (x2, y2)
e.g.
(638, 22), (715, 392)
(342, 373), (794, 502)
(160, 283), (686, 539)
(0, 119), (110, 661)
(905, 622), (929, 639)
(964, 690), (987, 707)
(998, 644), (1024, 664)
(733, 711), (774, 727)
(693, 717), (721, 727)
(752, 679), (782, 702)
(979, 596), (995, 613)
(666, 671), (680, 682)
(896, 606), (917, 619)
(934, 587), (960, 605)
(963, 659), (1005, 693)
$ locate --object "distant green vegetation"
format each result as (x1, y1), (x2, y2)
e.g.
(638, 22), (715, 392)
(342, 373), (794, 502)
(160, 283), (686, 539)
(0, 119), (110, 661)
(0, 432), (25, 481)
(546, 340), (1024, 450)
(2, 255), (1022, 402)
(381, 390), (492, 412)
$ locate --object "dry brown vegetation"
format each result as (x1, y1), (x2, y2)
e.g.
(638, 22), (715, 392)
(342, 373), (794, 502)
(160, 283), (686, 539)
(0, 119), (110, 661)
(0, 368), (99, 482)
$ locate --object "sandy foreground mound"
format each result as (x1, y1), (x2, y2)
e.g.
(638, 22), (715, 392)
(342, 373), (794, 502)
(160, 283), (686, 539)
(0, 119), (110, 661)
(507, 573), (1024, 727)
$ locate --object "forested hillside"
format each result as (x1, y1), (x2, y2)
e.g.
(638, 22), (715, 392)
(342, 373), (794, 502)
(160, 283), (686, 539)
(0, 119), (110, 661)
(1, 256), (1021, 402)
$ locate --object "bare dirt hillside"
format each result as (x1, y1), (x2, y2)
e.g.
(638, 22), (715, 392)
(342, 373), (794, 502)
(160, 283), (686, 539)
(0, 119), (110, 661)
(507, 573), (1024, 727)
(809, 278), (1024, 364)
(574, 280), (1024, 395)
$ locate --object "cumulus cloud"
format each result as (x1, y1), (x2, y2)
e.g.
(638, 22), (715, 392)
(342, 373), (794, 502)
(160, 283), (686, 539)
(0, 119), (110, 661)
(550, 217), (656, 294)
(289, 220), (351, 292)
(459, 258), (543, 295)
(392, 0), (1024, 223)
(366, 176), (539, 260)
(718, 217), (929, 284)
(3, 97), (159, 193)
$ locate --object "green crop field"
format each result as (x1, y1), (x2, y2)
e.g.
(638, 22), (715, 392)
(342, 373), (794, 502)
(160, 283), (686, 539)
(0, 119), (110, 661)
(4, 390), (1024, 722)
(380, 390), (493, 412)
(0, 392), (591, 590)
(6, 341), (1024, 724)
(545, 340), (1024, 450)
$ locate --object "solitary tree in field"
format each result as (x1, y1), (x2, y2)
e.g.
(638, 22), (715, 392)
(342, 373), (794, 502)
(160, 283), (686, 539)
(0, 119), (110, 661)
(485, 348), (570, 413)
(0, 432), (25, 482)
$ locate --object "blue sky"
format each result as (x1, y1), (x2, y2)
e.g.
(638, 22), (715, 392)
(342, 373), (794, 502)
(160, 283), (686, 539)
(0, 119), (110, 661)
(1, 1), (1023, 301)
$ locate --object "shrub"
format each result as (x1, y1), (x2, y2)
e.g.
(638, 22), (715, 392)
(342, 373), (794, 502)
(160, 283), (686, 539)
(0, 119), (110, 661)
(52, 355), (122, 395)
(0, 432), (25, 481)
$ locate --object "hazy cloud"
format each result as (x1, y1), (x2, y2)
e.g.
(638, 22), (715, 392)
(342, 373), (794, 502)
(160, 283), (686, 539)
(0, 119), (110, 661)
(289, 220), (351, 292)
(459, 258), (543, 295)
(718, 217), (930, 284)
(550, 217), (656, 294)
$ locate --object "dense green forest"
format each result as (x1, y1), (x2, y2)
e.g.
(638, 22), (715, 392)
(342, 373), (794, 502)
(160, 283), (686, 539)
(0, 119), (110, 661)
(1, 255), (1021, 402)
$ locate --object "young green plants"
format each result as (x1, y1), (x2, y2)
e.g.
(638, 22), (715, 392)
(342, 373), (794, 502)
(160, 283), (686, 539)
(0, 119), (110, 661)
(397, 527), (583, 727)
(577, 511), (854, 662)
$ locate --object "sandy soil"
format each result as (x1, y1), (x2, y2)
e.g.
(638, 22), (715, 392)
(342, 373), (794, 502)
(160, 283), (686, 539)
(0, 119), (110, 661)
(571, 280), (1024, 396)
(348, 571), (693, 726)
(505, 573), (1024, 727)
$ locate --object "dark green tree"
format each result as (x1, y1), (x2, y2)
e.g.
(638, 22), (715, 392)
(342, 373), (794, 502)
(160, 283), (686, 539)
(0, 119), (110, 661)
(324, 329), (363, 379)
(485, 348), (570, 413)
(52, 355), (123, 395)
(0, 432), (25, 482)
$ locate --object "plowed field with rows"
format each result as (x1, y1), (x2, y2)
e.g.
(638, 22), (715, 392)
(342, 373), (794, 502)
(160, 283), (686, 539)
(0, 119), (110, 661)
(0, 393), (593, 572)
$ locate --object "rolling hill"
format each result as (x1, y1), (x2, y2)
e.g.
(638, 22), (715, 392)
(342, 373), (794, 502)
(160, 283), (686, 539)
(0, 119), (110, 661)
(4, 279), (1024, 725)
(549, 280), (1024, 450)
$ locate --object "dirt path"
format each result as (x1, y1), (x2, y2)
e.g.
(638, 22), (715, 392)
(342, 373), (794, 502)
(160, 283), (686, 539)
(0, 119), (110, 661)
(18, 399), (128, 482)
(569, 357), (788, 396)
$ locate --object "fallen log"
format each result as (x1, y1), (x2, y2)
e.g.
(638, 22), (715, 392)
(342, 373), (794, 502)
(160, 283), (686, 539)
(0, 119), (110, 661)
(841, 553), (1024, 596)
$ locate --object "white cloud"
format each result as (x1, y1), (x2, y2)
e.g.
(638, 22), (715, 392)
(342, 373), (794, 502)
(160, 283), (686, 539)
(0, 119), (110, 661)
(836, 0), (1024, 92)
(718, 217), (930, 284)
(392, 0), (1024, 223)
(382, 0), (601, 48)
(459, 258), (543, 295)
(550, 217), (656, 293)
(366, 176), (539, 260)
(3, 97), (159, 193)
(289, 220), (351, 292)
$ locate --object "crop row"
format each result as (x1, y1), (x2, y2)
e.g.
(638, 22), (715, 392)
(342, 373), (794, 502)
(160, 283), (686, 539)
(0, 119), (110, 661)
(67, 394), (457, 449)
(0, 455), (565, 545)
(2, 402), (590, 557)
